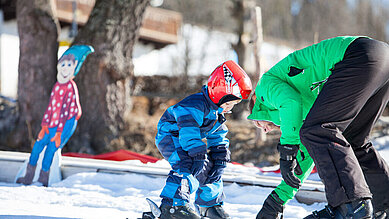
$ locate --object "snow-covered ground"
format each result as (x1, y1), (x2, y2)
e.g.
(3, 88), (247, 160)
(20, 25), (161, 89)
(0, 135), (388, 219)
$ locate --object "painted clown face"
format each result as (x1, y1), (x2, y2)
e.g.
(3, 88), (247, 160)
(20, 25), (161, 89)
(57, 58), (78, 84)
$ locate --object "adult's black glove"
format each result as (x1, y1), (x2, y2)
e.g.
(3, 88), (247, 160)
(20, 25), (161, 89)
(191, 154), (206, 177)
(277, 144), (302, 189)
(205, 160), (227, 184)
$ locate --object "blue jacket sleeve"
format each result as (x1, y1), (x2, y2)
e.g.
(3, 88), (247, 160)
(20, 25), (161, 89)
(173, 105), (207, 157)
(206, 124), (230, 162)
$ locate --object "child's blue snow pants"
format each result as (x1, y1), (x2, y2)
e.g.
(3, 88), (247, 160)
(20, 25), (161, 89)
(29, 117), (77, 172)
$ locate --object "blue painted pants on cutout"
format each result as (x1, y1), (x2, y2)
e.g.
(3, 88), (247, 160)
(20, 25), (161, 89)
(160, 147), (225, 207)
(29, 117), (77, 172)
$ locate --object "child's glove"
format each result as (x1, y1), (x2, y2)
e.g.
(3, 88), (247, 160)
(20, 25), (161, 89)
(191, 154), (206, 177)
(205, 160), (227, 184)
(51, 132), (62, 148)
(277, 143), (302, 189)
(37, 125), (49, 140)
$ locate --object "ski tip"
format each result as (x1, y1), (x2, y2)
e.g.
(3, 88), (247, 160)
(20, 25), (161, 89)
(146, 198), (161, 218)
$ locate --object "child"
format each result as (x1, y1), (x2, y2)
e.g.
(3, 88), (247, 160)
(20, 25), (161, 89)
(16, 45), (94, 187)
(155, 60), (252, 219)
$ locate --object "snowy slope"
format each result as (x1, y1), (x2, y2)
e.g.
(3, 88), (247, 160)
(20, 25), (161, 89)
(0, 172), (325, 219)
(0, 135), (388, 219)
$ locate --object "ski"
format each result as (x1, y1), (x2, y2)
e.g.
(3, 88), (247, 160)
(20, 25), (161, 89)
(138, 198), (161, 219)
(138, 198), (213, 219)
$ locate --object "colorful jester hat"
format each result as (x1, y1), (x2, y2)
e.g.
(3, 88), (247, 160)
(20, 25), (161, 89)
(58, 45), (94, 77)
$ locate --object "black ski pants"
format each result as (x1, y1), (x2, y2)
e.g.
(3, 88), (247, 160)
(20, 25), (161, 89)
(300, 37), (389, 211)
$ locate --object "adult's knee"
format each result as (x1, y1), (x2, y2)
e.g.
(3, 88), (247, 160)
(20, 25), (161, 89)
(299, 123), (315, 149)
(299, 122), (330, 151)
(300, 121), (351, 152)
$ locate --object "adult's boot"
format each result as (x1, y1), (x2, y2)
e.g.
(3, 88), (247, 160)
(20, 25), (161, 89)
(37, 169), (50, 187)
(199, 204), (231, 219)
(303, 205), (335, 219)
(374, 209), (388, 219)
(16, 164), (37, 185)
(333, 198), (373, 219)
(160, 203), (201, 219)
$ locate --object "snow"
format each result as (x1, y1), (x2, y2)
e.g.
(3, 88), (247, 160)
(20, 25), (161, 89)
(133, 24), (239, 77)
(0, 172), (323, 219)
(1, 135), (389, 218)
(132, 24), (293, 77)
(0, 33), (19, 98)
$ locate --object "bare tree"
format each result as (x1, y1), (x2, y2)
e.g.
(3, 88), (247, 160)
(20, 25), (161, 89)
(8, 0), (60, 150)
(230, 0), (246, 65)
(67, 0), (150, 154)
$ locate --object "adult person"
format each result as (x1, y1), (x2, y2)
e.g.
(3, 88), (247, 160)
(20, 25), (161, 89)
(248, 36), (389, 218)
(248, 93), (314, 219)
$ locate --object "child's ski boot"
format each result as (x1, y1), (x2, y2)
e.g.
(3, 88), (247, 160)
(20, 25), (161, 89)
(199, 205), (231, 219)
(140, 212), (156, 219)
(140, 198), (201, 219)
(160, 203), (201, 219)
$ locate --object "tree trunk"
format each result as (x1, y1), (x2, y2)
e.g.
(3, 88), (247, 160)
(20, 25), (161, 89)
(68, 0), (150, 154)
(231, 0), (246, 66)
(11, 0), (59, 150)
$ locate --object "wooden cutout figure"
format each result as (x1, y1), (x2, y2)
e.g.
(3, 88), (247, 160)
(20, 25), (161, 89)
(16, 45), (94, 186)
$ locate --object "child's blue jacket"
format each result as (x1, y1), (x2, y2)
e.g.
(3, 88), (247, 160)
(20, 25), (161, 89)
(155, 86), (230, 162)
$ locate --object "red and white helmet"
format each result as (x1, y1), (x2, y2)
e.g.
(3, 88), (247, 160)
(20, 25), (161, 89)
(208, 60), (252, 105)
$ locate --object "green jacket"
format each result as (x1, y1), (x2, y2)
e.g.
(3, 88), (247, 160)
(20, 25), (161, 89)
(248, 36), (361, 145)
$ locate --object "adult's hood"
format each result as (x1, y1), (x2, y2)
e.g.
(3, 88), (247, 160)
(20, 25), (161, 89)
(247, 98), (281, 126)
